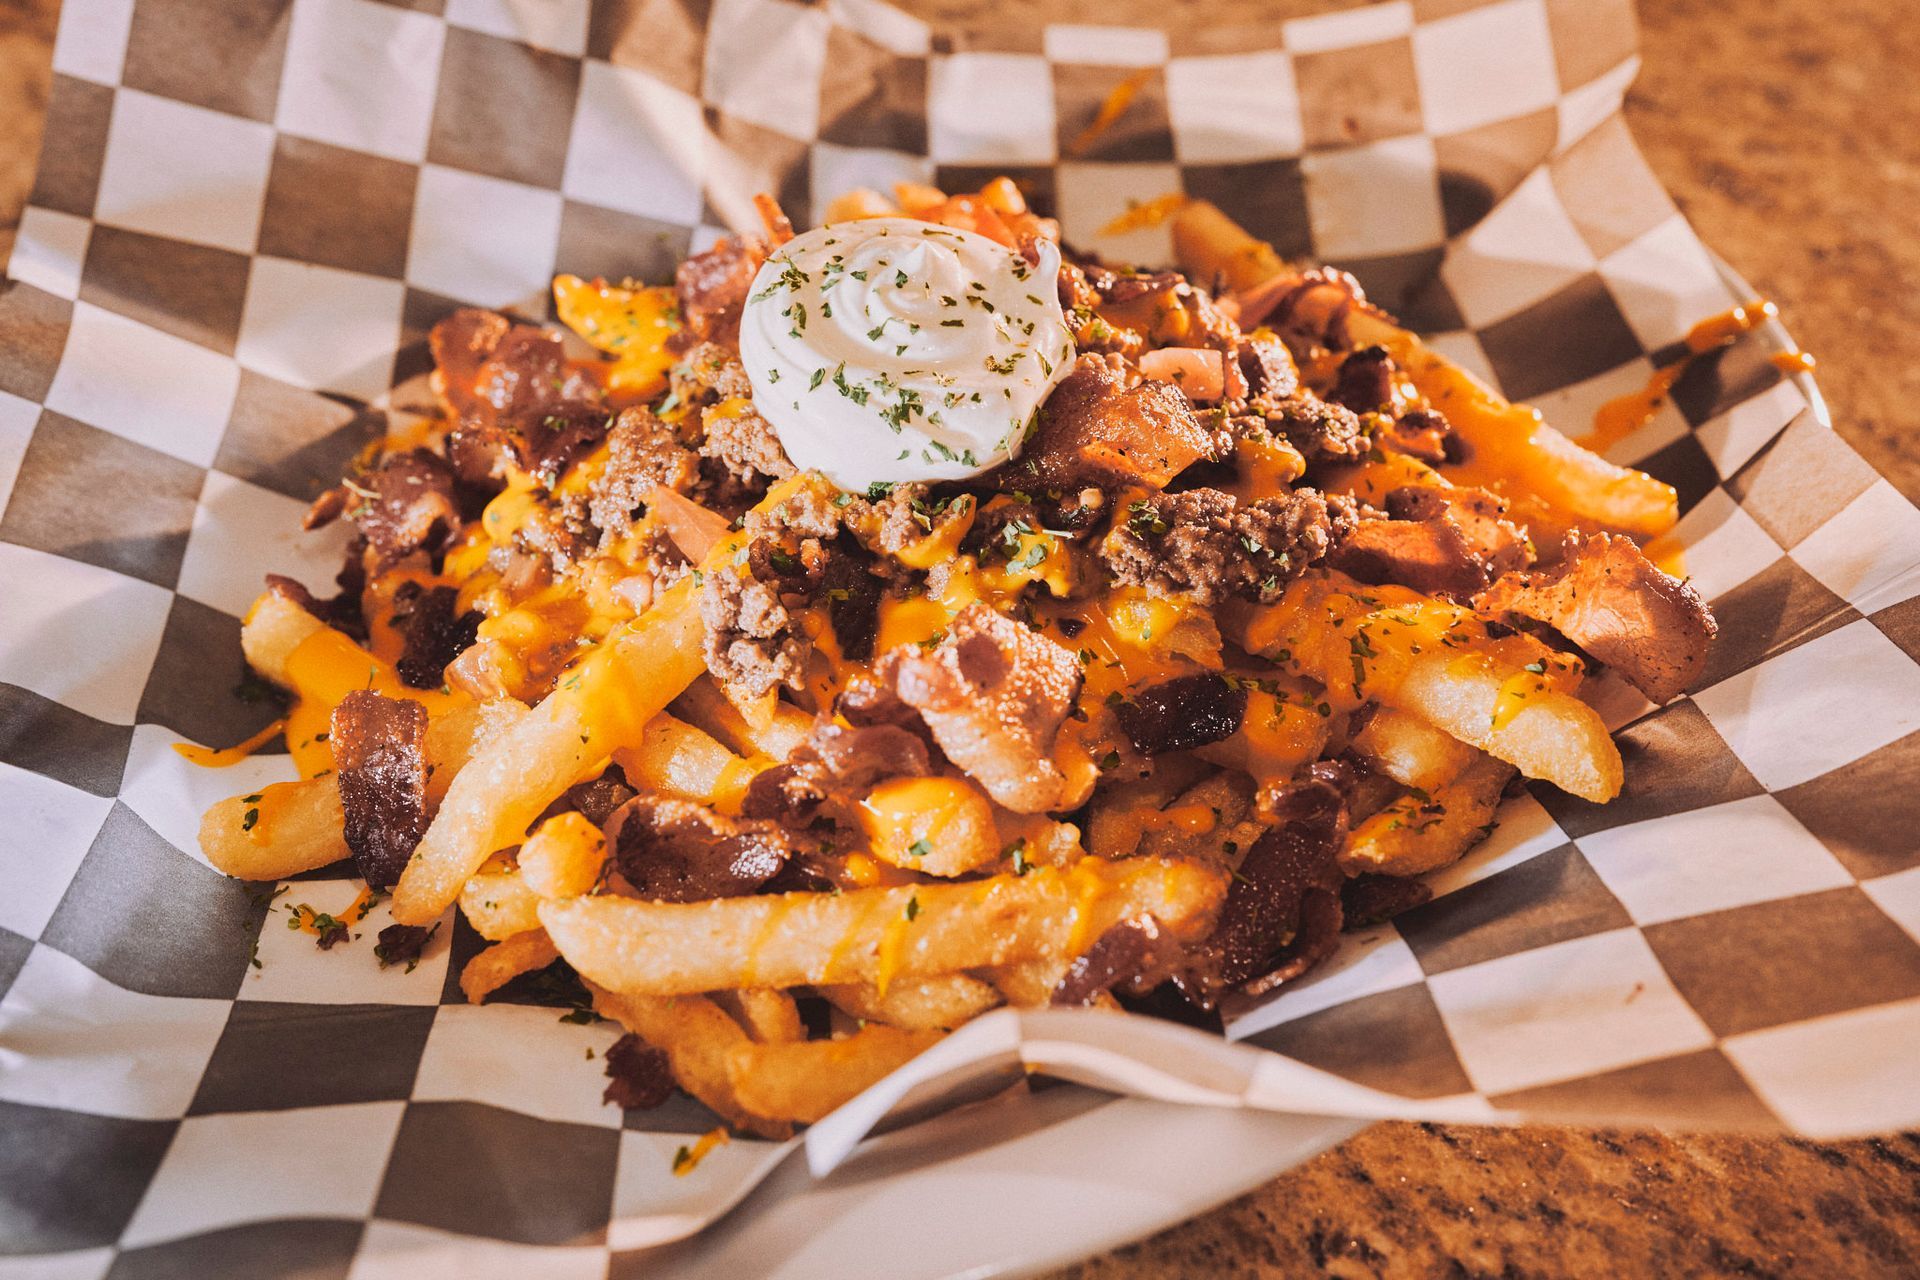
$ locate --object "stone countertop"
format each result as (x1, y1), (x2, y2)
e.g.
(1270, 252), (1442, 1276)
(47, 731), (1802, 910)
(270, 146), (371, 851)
(3, 0), (1916, 1275)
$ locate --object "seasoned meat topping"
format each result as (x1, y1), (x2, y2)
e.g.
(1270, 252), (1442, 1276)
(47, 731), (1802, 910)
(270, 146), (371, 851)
(1265, 393), (1365, 464)
(1475, 531), (1716, 704)
(1100, 486), (1355, 606)
(995, 353), (1215, 492)
(1328, 511), (1489, 603)
(699, 401), (794, 488)
(394, 583), (481, 689)
(675, 235), (767, 345)
(876, 602), (1084, 813)
(698, 569), (811, 699)
(606, 795), (792, 902)
(353, 449), (463, 567)
(587, 408), (702, 540)
(330, 691), (429, 889)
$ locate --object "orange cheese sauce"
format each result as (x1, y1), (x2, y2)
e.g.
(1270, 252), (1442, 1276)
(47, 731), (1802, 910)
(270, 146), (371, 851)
(1586, 299), (1778, 454)
(173, 718), (287, 768)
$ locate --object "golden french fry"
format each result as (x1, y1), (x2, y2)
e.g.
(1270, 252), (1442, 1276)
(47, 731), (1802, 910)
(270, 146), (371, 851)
(817, 973), (1003, 1031)
(1350, 707), (1482, 793)
(460, 929), (560, 1003)
(240, 588), (327, 686)
(540, 856), (1226, 998)
(390, 578), (706, 925)
(858, 775), (1001, 876)
(725, 1025), (943, 1125)
(712, 989), (804, 1044)
(1357, 318), (1678, 541)
(518, 812), (608, 900)
(991, 809), (1086, 874)
(612, 713), (757, 812)
(1170, 199), (1287, 292)
(986, 957), (1070, 1009)
(1342, 755), (1515, 877)
(459, 860), (544, 942)
(199, 778), (349, 881)
(590, 984), (792, 1139)
(1230, 572), (1622, 803)
(671, 675), (813, 762)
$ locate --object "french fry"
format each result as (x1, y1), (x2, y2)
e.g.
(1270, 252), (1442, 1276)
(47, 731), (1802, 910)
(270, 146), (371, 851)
(712, 988), (804, 1044)
(517, 812), (608, 900)
(1230, 571), (1622, 803)
(672, 675), (812, 762)
(458, 858), (544, 941)
(986, 957), (1069, 1008)
(460, 929), (561, 1003)
(240, 588), (326, 686)
(816, 973), (1003, 1031)
(390, 577), (706, 925)
(991, 809), (1086, 874)
(539, 856), (1227, 998)
(612, 713), (758, 812)
(725, 1025), (943, 1125)
(1342, 754), (1514, 877)
(1170, 199), (1287, 292)
(1350, 707), (1482, 793)
(199, 778), (348, 881)
(1136, 771), (1265, 868)
(590, 984), (792, 1139)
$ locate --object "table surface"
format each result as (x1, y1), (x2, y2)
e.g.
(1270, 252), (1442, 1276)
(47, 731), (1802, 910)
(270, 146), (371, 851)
(3, 0), (1917, 1275)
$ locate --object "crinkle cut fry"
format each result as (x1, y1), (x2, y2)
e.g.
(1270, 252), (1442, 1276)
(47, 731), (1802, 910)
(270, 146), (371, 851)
(538, 856), (1227, 998)
(392, 476), (819, 926)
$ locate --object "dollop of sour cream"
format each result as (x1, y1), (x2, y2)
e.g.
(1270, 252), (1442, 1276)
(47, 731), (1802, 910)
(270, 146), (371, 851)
(739, 218), (1075, 490)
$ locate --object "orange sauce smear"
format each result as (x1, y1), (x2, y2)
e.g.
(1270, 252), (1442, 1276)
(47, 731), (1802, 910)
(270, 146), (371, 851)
(173, 718), (288, 767)
(1586, 299), (1780, 454)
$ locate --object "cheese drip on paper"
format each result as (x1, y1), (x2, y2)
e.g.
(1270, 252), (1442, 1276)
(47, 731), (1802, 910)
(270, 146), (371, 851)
(739, 218), (1075, 489)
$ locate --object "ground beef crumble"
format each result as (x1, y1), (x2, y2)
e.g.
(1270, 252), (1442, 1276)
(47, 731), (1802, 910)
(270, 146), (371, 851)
(1100, 486), (1356, 605)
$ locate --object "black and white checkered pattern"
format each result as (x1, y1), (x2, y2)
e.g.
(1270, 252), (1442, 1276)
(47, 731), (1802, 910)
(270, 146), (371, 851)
(5, 0), (1919, 1270)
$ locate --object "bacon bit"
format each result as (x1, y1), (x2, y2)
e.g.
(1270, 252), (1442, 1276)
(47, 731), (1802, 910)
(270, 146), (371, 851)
(603, 1033), (676, 1110)
(672, 1126), (731, 1176)
(173, 718), (287, 768)
(1099, 192), (1191, 238)
(374, 921), (439, 971)
(1067, 67), (1155, 158)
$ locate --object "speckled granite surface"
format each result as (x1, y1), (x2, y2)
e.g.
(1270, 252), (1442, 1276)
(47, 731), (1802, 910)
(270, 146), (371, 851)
(2, 0), (1915, 1274)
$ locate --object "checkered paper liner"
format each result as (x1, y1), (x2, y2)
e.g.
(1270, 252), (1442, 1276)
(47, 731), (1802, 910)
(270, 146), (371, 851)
(4, 0), (1919, 1270)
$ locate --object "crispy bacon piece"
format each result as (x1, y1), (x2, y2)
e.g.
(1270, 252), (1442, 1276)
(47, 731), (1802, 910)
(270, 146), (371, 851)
(429, 307), (511, 423)
(1341, 873), (1433, 929)
(1051, 916), (1184, 1007)
(354, 449), (462, 568)
(1327, 344), (1395, 414)
(1328, 513), (1488, 602)
(603, 1033), (675, 1110)
(995, 354), (1215, 492)
(395, 584), (481, 689)
(1113, 674), (1247, 757)
(1475, 531), (1716, 704)
(675, 235), (768, 345)
(1237, 333), (1300, 404)
(606, 796), (793, 903)
(1176, 775), (1350, 1006)
(741, 717), (933, 825)
(330, 691), (429, 890)
(876, 602), (1083, 813)
(374, 922), (437, 969)
(1387, 486), (1529, 578)
(427, 309), (611, 486)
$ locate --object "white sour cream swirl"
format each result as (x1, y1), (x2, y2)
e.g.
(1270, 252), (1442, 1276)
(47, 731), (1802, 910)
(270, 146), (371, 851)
(738, 218), (1075, 490)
